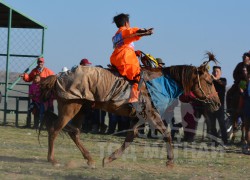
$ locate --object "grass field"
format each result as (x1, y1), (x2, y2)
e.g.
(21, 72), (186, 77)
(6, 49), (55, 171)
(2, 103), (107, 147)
(0, 125), (250, 180)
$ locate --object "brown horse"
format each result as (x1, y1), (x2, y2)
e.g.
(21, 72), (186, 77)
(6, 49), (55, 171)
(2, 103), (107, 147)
(40, 52), (220, 168)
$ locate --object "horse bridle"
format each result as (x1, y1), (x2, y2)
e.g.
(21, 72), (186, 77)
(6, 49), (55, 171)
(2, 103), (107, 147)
(192, 68), (216, 104)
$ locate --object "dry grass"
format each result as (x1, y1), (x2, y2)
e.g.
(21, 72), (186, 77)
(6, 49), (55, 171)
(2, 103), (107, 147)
(0, 126), (250, 180)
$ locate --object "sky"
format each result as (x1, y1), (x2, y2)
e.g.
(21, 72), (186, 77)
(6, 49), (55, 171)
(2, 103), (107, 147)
(2, 0), (250, 86)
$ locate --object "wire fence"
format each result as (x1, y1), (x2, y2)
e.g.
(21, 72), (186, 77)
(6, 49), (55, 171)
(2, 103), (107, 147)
(0, 27), (44, 125)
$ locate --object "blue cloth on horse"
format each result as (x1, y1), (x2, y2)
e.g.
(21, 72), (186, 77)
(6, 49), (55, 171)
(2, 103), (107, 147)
(145, 75), (183, 117)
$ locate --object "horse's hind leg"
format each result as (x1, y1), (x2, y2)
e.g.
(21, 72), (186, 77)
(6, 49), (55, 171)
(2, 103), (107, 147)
(65, 111), (95, 168)
(103, 118), (140, 167)
(47, 100), (82, 165)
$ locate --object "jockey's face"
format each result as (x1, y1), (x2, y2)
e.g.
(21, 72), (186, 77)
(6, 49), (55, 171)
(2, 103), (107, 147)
(125, 21), (130, 28)
(212, 68), (221, 79)
(243, 56), (250, 65)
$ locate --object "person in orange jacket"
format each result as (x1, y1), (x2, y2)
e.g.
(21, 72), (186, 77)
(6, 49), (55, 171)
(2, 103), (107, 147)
(110, 13), (153, 102)
(20, 57), (54, 82)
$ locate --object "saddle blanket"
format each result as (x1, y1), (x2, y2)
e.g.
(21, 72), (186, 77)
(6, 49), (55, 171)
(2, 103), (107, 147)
(146, 75), (183, 117)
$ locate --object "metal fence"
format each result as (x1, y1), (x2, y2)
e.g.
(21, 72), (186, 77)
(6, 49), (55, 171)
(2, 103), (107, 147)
(0, 27), (45, 126)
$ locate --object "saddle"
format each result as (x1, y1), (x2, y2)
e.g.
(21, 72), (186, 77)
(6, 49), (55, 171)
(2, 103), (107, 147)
(107, 64), (142, 86)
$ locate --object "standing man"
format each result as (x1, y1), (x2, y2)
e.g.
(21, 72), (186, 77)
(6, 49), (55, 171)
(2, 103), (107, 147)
(79, 58), (95, 133)
(156, 58), (165, 68)
(208, 66), (228, 145)
(20, 57), (54, 82)
(80, 58), (92, 66)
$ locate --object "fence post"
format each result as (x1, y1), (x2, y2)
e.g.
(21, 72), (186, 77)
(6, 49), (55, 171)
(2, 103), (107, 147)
(26, 98), (31, 128)
(15, 97), (19, 127)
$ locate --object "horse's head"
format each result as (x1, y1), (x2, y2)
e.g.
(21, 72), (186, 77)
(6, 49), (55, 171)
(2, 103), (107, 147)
(188, 52), (221, 111)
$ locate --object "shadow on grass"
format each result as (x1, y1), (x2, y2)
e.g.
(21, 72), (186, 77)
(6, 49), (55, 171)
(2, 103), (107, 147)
(0, 155), (47, 164)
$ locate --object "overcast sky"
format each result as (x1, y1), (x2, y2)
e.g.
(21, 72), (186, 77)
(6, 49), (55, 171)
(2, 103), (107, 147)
(2, 0), (250, 85)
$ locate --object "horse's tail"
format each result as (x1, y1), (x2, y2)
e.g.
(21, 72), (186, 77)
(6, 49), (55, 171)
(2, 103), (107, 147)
(38, 111), (58, 144)
(40, 75), (57, 102)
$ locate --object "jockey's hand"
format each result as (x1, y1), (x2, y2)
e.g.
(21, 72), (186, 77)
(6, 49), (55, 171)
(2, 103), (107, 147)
(135, 50), (142, 57)
(145, 28), (154, 35)
(137, 28), (154, 36)
(19, 73), (24, 78)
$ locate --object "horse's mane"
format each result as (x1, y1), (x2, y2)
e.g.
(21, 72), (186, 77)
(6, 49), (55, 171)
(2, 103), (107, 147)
(40, 75), (57, 101)
(164, 65), (196, 94)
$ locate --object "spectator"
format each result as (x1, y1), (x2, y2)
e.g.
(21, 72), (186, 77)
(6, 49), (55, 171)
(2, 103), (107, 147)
(61, 67), (69, 72)
(179, 93), (198, 142)
(162, 98), (181, 140)
(106, 113), (130, 136)
(243, 74), (250, 152)
(227, 52), (250, 113)
(80, 58), (92, 66)
(91, 109), (108, 134)
(156, 58), (165, 68)
(81, 103), (95, 133)
(207, 66), (228, 145)
(21, 57), (54, 128)
(28, 74), (44, 128)
(79, 58), (94, 133)
(20, 57), (54, 82)
(233, 52), (250, 84)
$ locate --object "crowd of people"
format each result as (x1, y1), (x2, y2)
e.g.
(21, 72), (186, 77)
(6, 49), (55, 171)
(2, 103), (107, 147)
(20, 13), (250, 150)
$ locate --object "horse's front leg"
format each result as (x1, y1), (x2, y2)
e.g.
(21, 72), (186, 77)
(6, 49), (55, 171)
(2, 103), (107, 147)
(138, 95), (174, 167)
(147, 114), (174, 168)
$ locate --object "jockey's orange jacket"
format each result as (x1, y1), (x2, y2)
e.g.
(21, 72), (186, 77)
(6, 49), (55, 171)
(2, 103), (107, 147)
(110, 26), (141, 81)
(23, 67), (54, 82)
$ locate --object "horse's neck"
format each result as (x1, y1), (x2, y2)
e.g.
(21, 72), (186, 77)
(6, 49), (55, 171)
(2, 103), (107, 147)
(163, 65), (195, 92)
(164, 66), (184, 85)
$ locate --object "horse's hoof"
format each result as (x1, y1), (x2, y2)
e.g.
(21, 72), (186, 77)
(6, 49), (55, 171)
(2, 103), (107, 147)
(87, 160), (96, 169)
(52, 161), (60, 167)
(48, 159), (60, 166)
(102, 157), (109, 167)
(166, 161), (174, 168)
